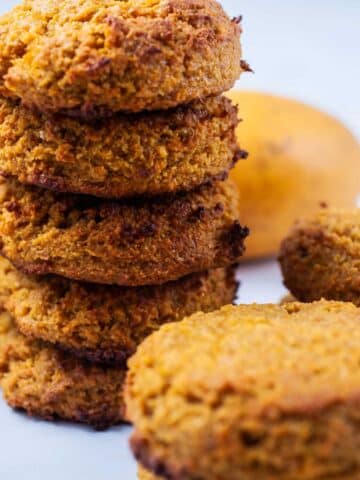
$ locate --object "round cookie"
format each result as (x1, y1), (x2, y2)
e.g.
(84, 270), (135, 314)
(0, 178), (248, 286)
(0, 309), (126, 428)
(0, 0), (243, 116)
(0, 95), (242, 199)
(279, 208), (360, 305)
(126, 301), (360, 480)
(0, 257), (238, 365)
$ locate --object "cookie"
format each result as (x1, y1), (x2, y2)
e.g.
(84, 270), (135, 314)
(279, 208), (360, 305)
(0, 0), (243, 115)
(0, 257), (238, 365)
(0, 95), (242, 198)
(126, 301), (360, 480)
(0, 309), (125, 428)
(0, 178), (248, 286)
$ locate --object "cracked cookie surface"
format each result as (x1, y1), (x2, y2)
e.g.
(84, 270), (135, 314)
(0, 0), (243, 115)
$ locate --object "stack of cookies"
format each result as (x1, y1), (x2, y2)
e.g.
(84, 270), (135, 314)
(0, 0), (249, 428)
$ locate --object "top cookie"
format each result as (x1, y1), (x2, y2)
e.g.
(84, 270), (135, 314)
(0, 0), (243, 116)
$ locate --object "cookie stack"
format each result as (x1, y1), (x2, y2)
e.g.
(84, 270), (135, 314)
(0, 0), (249, 428)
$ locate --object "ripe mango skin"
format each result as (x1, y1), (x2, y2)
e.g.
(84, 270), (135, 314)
(227, 90), (360, 259)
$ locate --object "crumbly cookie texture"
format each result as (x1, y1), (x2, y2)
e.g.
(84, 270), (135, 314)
(126, 301), (360, 480)
(0, 256), (238, 365)
(0, 95), (243, 198)
(0, 309), (126, 428)
(0, 0), (243, 115)
(279, 208), (360, 305)
(0, 178), (248, 286)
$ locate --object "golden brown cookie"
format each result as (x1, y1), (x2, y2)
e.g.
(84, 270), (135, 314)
(0, 178), (248, 286)
(0, 0), (243, 116)
(0, 257), (238, 365)
(279, 208), (360, 305)
(0, 95), (242, 198)
(0, 309), (126, 428)
(126, 301), (360, 480)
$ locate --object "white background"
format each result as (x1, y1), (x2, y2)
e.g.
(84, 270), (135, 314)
(0, 1), (359, 478)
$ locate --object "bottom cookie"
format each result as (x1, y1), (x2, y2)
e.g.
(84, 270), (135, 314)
(0, 310), (125, 429)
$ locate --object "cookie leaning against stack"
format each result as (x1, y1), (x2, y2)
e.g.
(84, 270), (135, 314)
(0, 0), (249, 427)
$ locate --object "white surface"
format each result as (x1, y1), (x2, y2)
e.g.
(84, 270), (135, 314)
(0, 0), (358, 478)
